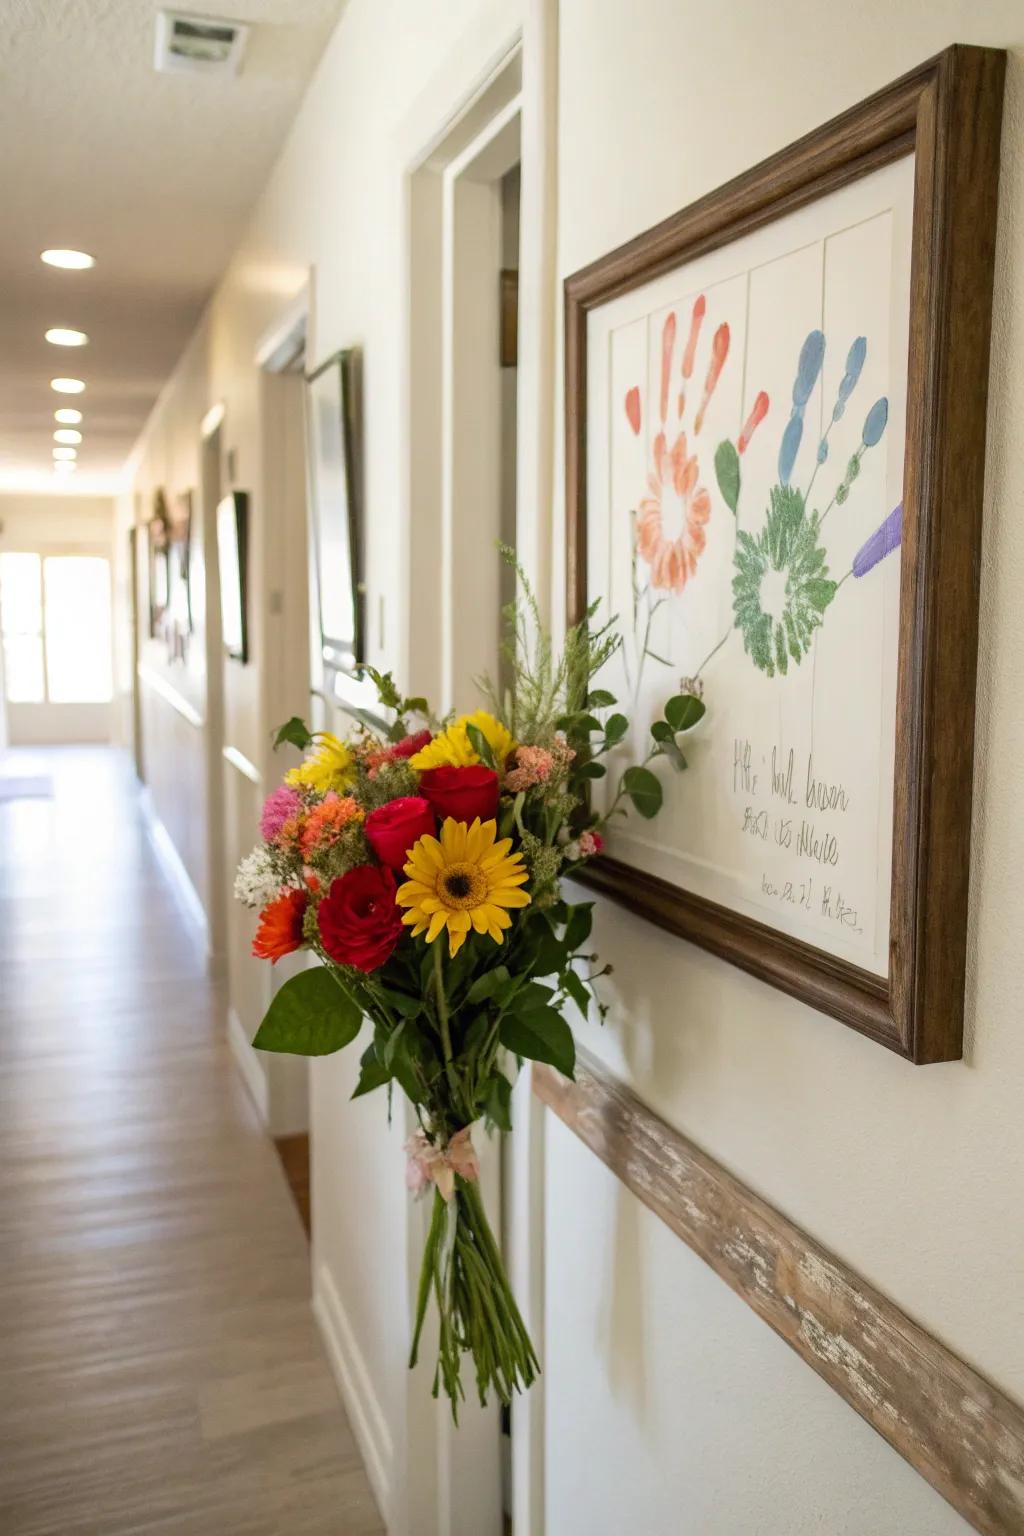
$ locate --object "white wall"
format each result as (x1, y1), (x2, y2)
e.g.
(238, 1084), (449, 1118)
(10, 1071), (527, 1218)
(545, 4), (1024, 1533)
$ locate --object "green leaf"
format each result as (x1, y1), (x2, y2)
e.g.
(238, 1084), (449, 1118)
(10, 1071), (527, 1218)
(587, 689), (617, 708)
(664, 694), (706, 733)
(603, 712), (629, 746)
(561, 968), (590, 1019)
(623, 765), (663, 819)
(389, 1025), (427, 1104)
(383, 1021), (406, 1068)
(714, 439), (741, 514)
(509, 980), (556, 1013)
(384, 990), (423, 1019)
(484, 1071), (513, 1132)
(465, 722), (497, 769)
(564, 903), (593, 953)
(557, 712), (602, 736)
(466, 965), (511, 1005)
(273, 716), (312, 752)
(576, 760), (606, 780)
(352, 1044), (391, 1099)
(529, 928), (572, 978)
(358, 665), (403, 710)
(253, 968), (362, 1056)
(650, 719), (674, 743)
(500, 1007), (576, 1077)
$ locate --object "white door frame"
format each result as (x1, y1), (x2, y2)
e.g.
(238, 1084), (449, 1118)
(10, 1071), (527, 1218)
(397, 4), (558, 1531)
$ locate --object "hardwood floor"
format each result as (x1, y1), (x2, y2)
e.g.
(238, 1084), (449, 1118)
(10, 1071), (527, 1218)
(0, 747), (384, 1535)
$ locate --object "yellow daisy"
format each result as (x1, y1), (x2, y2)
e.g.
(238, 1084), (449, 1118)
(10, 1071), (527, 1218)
(285, 732), (355, 793)
(409, 710), (514, 771)
(396, 817), (531, 957)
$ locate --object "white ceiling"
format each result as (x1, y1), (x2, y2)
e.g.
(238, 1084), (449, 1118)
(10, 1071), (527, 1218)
(0, 0), (346, 495)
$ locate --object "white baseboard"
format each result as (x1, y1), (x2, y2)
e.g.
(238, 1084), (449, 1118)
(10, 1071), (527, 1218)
(313, 1260), (393, 1530)
(227, 1005), (269, 1124)
(140, 788), (210, 952)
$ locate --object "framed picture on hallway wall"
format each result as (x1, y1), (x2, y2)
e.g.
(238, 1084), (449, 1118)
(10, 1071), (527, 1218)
(565, 46), (1005, 1063)
(217, 491), (249, 663)
(306, 348), (364, 677)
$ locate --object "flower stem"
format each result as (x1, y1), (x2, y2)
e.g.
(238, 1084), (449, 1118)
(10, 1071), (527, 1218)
(433, 942), (463, 1121)
(694, 626), (731, 680)
(410, 1173), (539, 1418)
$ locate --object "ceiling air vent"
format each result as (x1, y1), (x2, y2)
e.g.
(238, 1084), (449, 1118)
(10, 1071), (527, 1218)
(155, 11), (250, 77)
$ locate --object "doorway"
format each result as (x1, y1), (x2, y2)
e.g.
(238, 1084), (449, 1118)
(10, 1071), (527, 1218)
(408, 50), (523, 1536)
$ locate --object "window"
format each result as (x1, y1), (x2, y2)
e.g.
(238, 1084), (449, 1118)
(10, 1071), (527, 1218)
(0, 552), (112, 705)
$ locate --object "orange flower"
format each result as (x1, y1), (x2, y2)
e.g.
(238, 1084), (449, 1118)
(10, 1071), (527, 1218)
(277, 812), (306, 851)
(299, 794), (363, 860)
(252, 887), (307, 962)
(636, 429), (711, 594)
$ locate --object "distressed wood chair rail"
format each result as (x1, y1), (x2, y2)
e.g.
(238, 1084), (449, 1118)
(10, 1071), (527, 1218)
(534, 1050), (1024, 1536)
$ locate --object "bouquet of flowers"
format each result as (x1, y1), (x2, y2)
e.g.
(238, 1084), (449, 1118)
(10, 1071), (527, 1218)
(235, 563), (700, 1415)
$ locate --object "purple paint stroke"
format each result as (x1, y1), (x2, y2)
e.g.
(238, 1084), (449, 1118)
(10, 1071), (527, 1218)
(852, 503), (902, 578)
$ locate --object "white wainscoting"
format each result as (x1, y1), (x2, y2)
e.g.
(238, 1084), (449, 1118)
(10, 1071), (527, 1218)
(313, 1260), (395, 1530)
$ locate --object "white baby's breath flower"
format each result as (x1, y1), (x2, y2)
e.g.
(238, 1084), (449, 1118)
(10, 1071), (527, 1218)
(234, 846), (282, 908)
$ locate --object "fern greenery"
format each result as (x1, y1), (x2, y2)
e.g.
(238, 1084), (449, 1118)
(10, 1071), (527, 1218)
(478, 547), (621, 742)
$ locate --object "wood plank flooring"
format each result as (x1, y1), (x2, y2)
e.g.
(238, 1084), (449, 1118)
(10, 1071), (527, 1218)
(0, 747), (384, 1536)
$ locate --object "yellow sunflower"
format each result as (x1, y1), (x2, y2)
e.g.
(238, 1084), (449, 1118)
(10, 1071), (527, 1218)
(397, 817), (530, 957)
(409, 710), (514, 771)
(285, 732), (355, 793)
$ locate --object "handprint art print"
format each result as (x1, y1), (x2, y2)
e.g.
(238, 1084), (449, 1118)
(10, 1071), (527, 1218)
(565, 48), (1005, 1060)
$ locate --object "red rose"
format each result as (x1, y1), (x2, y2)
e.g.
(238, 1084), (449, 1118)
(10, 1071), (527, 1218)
(390, 729), (432, 760)
(366, 729), (433, 776)
(318, 865), (404, 972)
(418, 765), (499, 824)
(365, 795), (435, 868)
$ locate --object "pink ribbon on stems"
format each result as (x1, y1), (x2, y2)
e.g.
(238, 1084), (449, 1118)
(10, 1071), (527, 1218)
(405, 1126), (480, 1204)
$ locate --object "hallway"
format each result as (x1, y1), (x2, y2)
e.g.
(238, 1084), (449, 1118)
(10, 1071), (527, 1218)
(0, 748), (383, 1535)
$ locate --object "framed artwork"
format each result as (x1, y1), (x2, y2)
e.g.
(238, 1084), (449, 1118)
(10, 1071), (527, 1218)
(164, 490), (192, 663)
(217, 491), (249, 663)
(565, 46), (1005, 1063)
(174, 490), (194, 634)
(306, 348), (364, 675)
(147, 490), (171, 639)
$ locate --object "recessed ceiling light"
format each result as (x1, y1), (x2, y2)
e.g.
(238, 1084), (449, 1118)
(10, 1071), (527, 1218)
(53, 447), (78, 461)
(46, 327), (88, 347)
(54, 428), (82, 445)
(41, 249), (95, 270)
(51, 378), (85, 394)
(54, 407), (83, 425)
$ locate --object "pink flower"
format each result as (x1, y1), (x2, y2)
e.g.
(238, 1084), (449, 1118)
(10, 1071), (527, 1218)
(504, 745), (555, 793)
(578, 830), (604, 857)
(260, 784), (302, 842)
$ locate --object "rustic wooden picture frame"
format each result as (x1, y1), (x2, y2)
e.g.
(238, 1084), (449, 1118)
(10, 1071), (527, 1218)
(565, 46), (1005, 1063)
